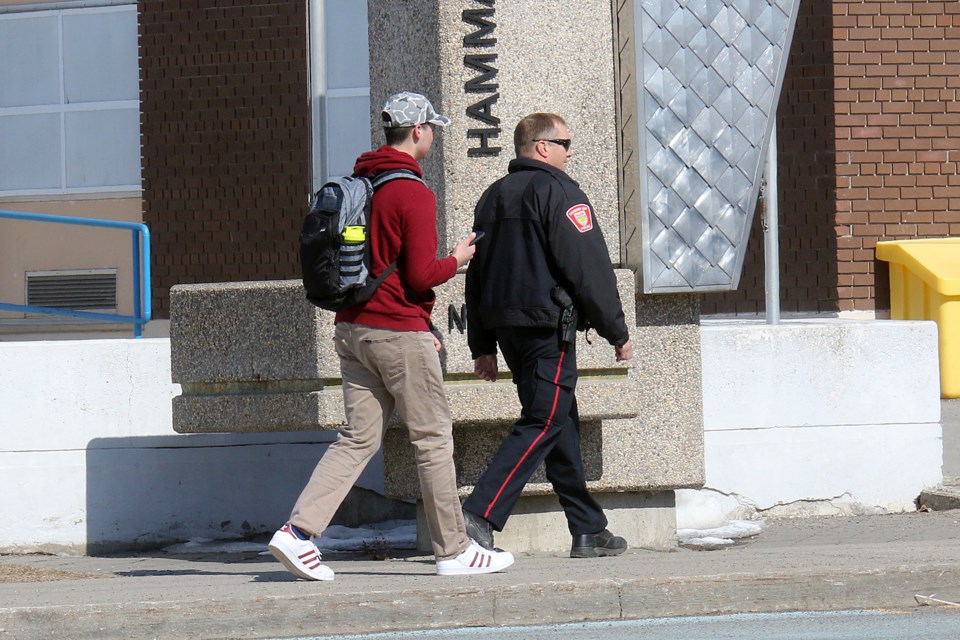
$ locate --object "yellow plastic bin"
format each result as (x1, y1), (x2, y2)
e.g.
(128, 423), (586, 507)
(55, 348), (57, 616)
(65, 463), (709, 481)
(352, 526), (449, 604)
(876, 237), (960, 398)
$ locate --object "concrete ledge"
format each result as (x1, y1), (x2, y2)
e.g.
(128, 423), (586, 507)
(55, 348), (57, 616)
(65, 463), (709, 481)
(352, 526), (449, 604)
(170, 280), (330, 382)
(680, 319), (944, 527)
(169, 277), (648, 432)
(169, 276), (705, 553)
(169, 274), (646, 385)
(169, 277), (704, 502)
(701, 319), (941, 430)
(701, 422), (941, 514)
(173, 376), (637, 434)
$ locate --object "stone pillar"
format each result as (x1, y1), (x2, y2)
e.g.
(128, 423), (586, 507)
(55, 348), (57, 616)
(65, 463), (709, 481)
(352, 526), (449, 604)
(369, 0), (705, 553)
(368, 0), (620, 255)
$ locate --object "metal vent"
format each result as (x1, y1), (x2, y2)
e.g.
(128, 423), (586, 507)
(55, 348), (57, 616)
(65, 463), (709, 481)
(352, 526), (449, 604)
(25, 269), (118, 311)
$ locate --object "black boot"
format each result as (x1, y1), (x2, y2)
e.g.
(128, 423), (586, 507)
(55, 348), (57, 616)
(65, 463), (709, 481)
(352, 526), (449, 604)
(462, 509), (495, 550)
(570, 529), (627, 558)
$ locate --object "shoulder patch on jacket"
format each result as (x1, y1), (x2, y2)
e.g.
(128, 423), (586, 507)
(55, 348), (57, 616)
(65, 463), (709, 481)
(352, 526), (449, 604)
(565, 204), (593, 233)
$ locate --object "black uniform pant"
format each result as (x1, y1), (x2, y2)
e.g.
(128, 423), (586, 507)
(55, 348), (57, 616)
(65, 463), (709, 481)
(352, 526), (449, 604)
(463, 326), (608, 536)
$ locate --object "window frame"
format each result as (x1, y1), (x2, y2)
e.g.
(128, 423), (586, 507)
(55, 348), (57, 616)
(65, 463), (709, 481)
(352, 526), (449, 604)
(309, 0), (372, 189)
(0, 3), (140, 198)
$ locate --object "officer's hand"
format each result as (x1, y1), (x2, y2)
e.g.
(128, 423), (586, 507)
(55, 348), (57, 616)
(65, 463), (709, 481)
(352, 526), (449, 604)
(615, 339), (634, 362)
(474, 354), (498, 382)
(450, 232), (478, 267)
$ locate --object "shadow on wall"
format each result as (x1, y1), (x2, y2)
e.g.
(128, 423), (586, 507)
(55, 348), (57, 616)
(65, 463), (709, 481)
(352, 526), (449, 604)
(84, 432), (407, 555)
(702, 0), (839, 315)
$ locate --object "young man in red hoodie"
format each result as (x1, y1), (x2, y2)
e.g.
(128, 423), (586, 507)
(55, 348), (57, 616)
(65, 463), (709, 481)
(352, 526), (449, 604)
(269, 92), (515, 580)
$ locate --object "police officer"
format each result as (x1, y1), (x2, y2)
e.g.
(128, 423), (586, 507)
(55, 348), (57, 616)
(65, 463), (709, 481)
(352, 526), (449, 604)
(463, 112), (634, 558)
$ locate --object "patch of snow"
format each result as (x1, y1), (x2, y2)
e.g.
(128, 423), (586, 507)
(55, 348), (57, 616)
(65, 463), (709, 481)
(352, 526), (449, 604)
(677, 519), (765, 550)
(315, 519), (417, 552)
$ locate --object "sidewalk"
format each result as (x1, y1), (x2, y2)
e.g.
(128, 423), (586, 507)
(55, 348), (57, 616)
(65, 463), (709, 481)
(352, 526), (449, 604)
(4, 512), (959, 639)
(2, 401), (958, 640)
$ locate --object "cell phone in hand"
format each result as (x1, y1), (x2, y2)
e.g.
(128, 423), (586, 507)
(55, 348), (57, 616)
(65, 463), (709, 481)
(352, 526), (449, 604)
(469, 231), (485, 245)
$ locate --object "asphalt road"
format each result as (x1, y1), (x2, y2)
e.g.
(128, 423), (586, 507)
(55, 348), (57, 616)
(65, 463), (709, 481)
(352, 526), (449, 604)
(287, 608), (960, 640)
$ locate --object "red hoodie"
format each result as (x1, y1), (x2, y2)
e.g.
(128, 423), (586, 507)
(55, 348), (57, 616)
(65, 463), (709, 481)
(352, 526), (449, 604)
(334, 145), (458, 331)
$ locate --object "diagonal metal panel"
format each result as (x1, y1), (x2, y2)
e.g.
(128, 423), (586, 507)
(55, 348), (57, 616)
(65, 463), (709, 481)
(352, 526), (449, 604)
(634, 0), (800, 293)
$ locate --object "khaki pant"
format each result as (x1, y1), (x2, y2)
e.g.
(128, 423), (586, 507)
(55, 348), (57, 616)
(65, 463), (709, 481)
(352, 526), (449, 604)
(290, 323), (468, 560)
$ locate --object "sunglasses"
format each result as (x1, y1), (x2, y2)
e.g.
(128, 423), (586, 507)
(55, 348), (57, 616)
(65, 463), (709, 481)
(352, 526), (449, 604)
(533, 138), (572, 151)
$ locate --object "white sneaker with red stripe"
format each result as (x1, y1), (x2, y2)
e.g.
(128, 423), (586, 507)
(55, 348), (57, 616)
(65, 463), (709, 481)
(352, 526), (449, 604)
(436, 540), (515, 576)
(268, 523), (334, 581)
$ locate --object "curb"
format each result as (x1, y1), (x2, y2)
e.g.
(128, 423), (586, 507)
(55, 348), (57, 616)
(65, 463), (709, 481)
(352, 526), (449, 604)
(3, 564), (960, 640)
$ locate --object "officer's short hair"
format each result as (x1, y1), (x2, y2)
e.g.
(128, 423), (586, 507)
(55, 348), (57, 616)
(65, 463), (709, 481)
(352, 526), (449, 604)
(515, 113), (566, 157)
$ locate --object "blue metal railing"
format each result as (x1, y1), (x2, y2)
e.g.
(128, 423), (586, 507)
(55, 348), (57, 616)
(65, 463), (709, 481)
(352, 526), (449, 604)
(0, 210), (151, 338)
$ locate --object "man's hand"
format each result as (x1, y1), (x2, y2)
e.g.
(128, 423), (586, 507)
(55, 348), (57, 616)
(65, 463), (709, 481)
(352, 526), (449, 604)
(450, 232), (478, 267)
(474, 354), (498, 382)
(432, 334), (443, 353)
(615, 339), (634, 362)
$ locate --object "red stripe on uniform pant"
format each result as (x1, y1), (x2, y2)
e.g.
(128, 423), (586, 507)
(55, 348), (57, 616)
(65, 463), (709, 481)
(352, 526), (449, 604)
(482, 345), (568, 520)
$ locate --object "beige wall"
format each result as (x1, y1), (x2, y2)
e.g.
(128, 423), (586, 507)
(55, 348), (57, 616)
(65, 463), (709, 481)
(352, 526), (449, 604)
(0, 198), (144, 318)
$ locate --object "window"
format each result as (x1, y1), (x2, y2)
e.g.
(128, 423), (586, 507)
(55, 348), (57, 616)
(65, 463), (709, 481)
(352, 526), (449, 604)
(0, 5), (140, 196)
(311, 0), (372, 187)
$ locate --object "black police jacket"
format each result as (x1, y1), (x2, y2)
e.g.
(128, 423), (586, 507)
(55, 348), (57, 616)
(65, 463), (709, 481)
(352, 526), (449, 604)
(466, 158), (630, 359)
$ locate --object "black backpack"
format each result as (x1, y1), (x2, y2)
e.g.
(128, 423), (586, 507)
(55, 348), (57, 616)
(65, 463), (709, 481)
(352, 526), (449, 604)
(300, 169), (424, 311)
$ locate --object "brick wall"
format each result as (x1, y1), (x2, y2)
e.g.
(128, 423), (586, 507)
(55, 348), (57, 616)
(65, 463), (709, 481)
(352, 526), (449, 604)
(702, 0), (960, 315)
(139, 1), (310, 318)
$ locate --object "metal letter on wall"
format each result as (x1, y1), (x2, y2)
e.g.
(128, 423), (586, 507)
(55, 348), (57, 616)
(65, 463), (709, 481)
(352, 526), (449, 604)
(635, 0), (800, 292)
